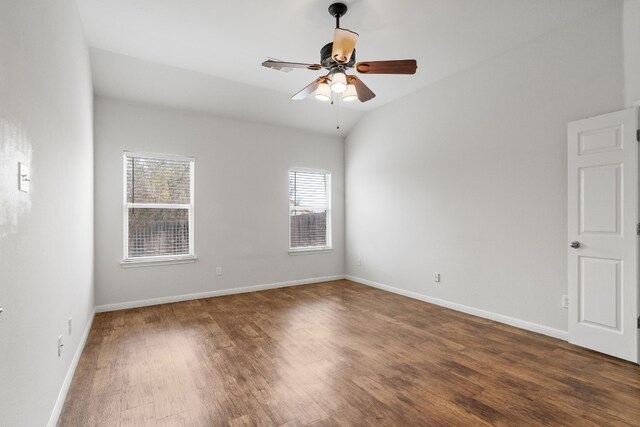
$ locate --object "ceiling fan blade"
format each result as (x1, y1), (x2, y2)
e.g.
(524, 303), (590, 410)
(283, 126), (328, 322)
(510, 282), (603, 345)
(348, 76), (375, 102)
(291, 77), (327, 100)
(331, 28), (359, 63)
(355, 60), (417, 75)
(262, 59), (322, 72)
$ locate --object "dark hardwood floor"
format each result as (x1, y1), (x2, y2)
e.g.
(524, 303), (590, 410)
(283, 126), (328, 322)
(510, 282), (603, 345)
(58, 280), (640, 426)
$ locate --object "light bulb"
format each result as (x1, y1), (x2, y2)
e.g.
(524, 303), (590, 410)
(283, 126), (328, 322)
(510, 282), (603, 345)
(315, 82), (332, 102)
(342, 83), (358, 102)
(330, 71), (347, 93)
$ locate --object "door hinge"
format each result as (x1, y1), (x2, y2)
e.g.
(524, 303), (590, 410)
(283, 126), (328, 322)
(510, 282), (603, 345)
(637, 316), (640, 329)
(637, 223), (640, 235)
(637, 129), (640, 142)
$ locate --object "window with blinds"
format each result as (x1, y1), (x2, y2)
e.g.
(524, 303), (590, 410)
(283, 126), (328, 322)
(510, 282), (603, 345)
(123, 152), (195, 262)
(289, 169), (331, 250)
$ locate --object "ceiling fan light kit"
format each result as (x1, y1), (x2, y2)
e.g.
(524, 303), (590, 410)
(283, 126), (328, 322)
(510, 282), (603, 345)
(329, 69), (348, 93)
(261, 2), (417, 105)
(315, 82), (332, 102)
(342, 83), (358, 102)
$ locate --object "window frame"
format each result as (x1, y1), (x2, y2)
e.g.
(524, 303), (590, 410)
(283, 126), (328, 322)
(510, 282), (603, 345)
(288, 167), (332, 254)
(122, 151), (196, 266)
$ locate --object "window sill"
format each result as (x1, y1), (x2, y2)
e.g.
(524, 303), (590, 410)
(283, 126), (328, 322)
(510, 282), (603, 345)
(288, 247), (333, 256)
(121, 256), (197, 268)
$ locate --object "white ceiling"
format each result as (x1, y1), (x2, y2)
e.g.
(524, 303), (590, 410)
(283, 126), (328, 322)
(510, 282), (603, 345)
(77, 0), (617, 135)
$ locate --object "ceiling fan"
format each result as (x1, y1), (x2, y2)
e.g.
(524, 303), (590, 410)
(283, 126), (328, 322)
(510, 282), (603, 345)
(262, 2), (417, 103)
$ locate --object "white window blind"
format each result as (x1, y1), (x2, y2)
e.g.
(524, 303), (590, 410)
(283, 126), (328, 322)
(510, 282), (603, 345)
(289, 170), (331, 250)
(123, 152), (194, 262)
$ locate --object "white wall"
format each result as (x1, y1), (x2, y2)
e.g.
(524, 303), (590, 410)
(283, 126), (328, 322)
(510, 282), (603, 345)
(0, 0), (94, 426)
(89, 48), (365, 138)
(624, 0), (640, 106)
(345, 4), (625, 333)
(94, 98), (344, 308)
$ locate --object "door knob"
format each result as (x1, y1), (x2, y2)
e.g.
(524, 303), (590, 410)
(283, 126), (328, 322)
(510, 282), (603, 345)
(570, 241), (581, 249)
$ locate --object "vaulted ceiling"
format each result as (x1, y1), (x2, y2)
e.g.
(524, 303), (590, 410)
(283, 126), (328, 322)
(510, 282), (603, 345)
(77, 0), (617, 136)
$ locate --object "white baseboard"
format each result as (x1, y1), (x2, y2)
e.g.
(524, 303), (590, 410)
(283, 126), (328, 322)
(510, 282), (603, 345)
(96, 274), (568, 341)
(95, 275), (346, 313)
(346, 275), (568, 341)
(47, 310), (95, 427)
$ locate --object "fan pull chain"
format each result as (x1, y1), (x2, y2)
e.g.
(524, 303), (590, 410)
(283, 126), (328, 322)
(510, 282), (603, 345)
(336, 93), (340, 130)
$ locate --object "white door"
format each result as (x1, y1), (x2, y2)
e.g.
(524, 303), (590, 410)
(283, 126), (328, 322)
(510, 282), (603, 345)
(568, 108), (638, 363)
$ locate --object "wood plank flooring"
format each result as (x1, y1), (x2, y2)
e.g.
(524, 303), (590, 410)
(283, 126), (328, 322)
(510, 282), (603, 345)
(58, 280), (640, 426)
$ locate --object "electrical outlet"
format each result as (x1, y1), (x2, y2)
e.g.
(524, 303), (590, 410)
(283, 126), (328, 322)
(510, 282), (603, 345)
(216, 267), (222, 276)
(356, 258), (361, 266)
(561, 295), (569, 309)
(57, 335), (64, 357)
(434, 273), (440, 283)
(68, 318), (73, 335)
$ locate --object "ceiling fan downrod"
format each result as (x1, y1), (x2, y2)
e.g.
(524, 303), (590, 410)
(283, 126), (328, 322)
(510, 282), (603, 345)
(328, 3), (348, 29)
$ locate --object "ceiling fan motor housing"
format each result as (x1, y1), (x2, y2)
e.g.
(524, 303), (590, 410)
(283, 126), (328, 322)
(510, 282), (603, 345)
(320, 42), (356, 69)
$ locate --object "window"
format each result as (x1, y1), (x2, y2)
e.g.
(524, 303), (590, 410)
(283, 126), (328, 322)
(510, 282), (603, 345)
(289, 169), (331, 252)
(123, 152), (195, 264)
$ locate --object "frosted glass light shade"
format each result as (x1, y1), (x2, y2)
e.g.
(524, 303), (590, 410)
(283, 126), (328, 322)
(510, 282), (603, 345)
(330, 72), (347, 93)
(342, 83), (358, 102)
(315, 83), (332, 102)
